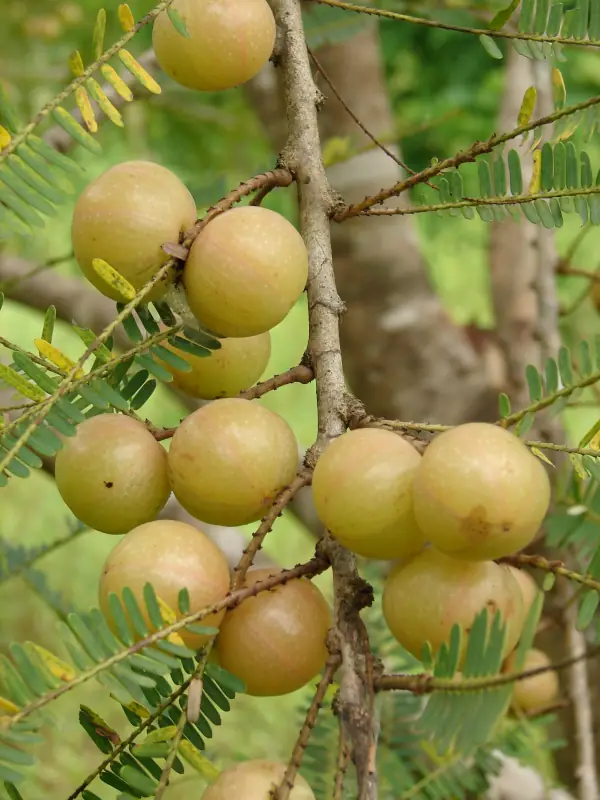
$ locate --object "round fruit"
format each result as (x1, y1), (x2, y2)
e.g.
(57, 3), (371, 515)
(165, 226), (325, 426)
(412, 423), (551, 561)
(153, 0), (276, 93)
(184, 206), (309, 337)
(504, 648), (559, 711)
(312, 428), (426, 559)
(382, 548), (524, 665)
(508, 566), (540, 624)
(168, 398), (299, 526)
(202, 760), (315, 800)
(72, 161), (196, 301)
(99, 519), (230, 649)
(156, 331), (271, 399)
(55, 414), (170, 534)
(216, 568), (331, 696)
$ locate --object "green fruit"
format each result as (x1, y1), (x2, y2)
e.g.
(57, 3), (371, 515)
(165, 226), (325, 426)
(71, 160), (196, 301)
(216, 569), (331, 696)
(412, 423), (551, 561)
(312, 428), (425, 559)
(99, 519), (231, 649)
(153, 0), (276, 92)
(55, 414), (170, 534)
(167, 398), (299, 526)
(382, 548), (524, 665)
(202, 760), (315, 800)
(184, 207), (308, 337)
(156, 331), (271, 399)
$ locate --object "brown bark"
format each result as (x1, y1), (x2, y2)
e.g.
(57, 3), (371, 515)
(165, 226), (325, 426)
(248, 24), (498, 425)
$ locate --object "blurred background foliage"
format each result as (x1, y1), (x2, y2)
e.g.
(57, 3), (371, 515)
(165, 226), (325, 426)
(1, 0), (599, 795)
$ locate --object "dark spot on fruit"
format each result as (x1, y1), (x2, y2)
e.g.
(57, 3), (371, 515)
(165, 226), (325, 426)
(104, 481), (114, 488)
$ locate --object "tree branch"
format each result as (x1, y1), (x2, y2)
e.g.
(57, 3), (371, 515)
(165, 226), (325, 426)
(271, 2), (377, 797)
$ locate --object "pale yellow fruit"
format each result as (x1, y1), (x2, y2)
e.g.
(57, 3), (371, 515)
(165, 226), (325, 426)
(55, 414), (170, 534)
(99, 519), (231, 649)
(412, 423), (551, 561)
(508, 566), (540, 627)
(184, 206), (308, 337)
(202, 760), (315, 800)
(382, 548), (524, 666)
(156, 331), (271, 399)
(312, 428), (426, 559)
(153, 0), (276, 92)
(505, 648), (559, 711)
(71, 161), (197, 301)
(167, 398), (299, 526)
(216, 569), (331, 696)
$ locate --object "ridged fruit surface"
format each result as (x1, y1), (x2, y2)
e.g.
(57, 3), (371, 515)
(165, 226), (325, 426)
(71, 160), (196, 301)
(184, 207), (308, 337)
(55, 414), (170, 534)
(168, 398), (299, 526)
(156, 331), (271, 399)
(202, 760), (315, 800)
(99, 519), (231, 649)
(382, 548), (524, 665)
(153, 0), (275, 92)
(216, 568), (331, 696)
(312, 428), (425, 559)
(412, 423), (551, 560)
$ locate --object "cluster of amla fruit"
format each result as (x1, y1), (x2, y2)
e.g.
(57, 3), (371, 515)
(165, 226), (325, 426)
(312, 422), (559, 711)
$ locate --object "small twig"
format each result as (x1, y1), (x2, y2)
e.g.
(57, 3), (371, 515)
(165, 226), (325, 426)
(335, 92), (600, 218)
(557, 265), (600, 283)
(308, 49), (420, 180)
(153, 706), (187, 799)
(67, 672), (195, 799)
(333, 722), (351, 800)
(182, 169), (294, 247)
(250, 185), (277, 206)
(154, 654), (212, 800)
(241, 363), (314, 400)
(0, 524), (88, 587)
(0, 336), (68, 377)
(232, 469), (313, 590)
(4, 555), (330, 732)
(310, 0), (600, 49)
(151, 364), (315, 441)
(374, 643), (600, 693)
(498, 553), (600, 594)
(271, 654), (341, 800)
(353, 415), (600, 459)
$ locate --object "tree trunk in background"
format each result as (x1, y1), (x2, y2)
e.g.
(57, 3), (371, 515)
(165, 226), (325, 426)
(247, 23), (499, 425)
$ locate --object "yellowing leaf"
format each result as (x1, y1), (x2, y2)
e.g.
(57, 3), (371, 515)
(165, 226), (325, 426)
(0, 363), (45, 402)
(86, 79), (124, 127)
(144, 725), (178, 745)
(91, 258), (136, 302)
(93, 9), (107, 59)
(34, 338), (84, 379)
(518, 86), (537, 128)
(0, 126), (11, 149)
(156, 596), (186, 647)
(114, 698), (150, 719)
(553, 116), (581, 144)
(29, 644), (76, 682)
(528, 149), (542, 195)
(552, 67), (566, 110)
(118, 4), (135, 32)
(178, 740), (222, 780)
(68, 50), (85, 77)
(100, 65), (133, 102)
(75, 86), (98, 133)
(570, 453), (589, 480)
(118, 50), (162, 95)
(530, 447), (555, 467)
(0, 697), (19, 716)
